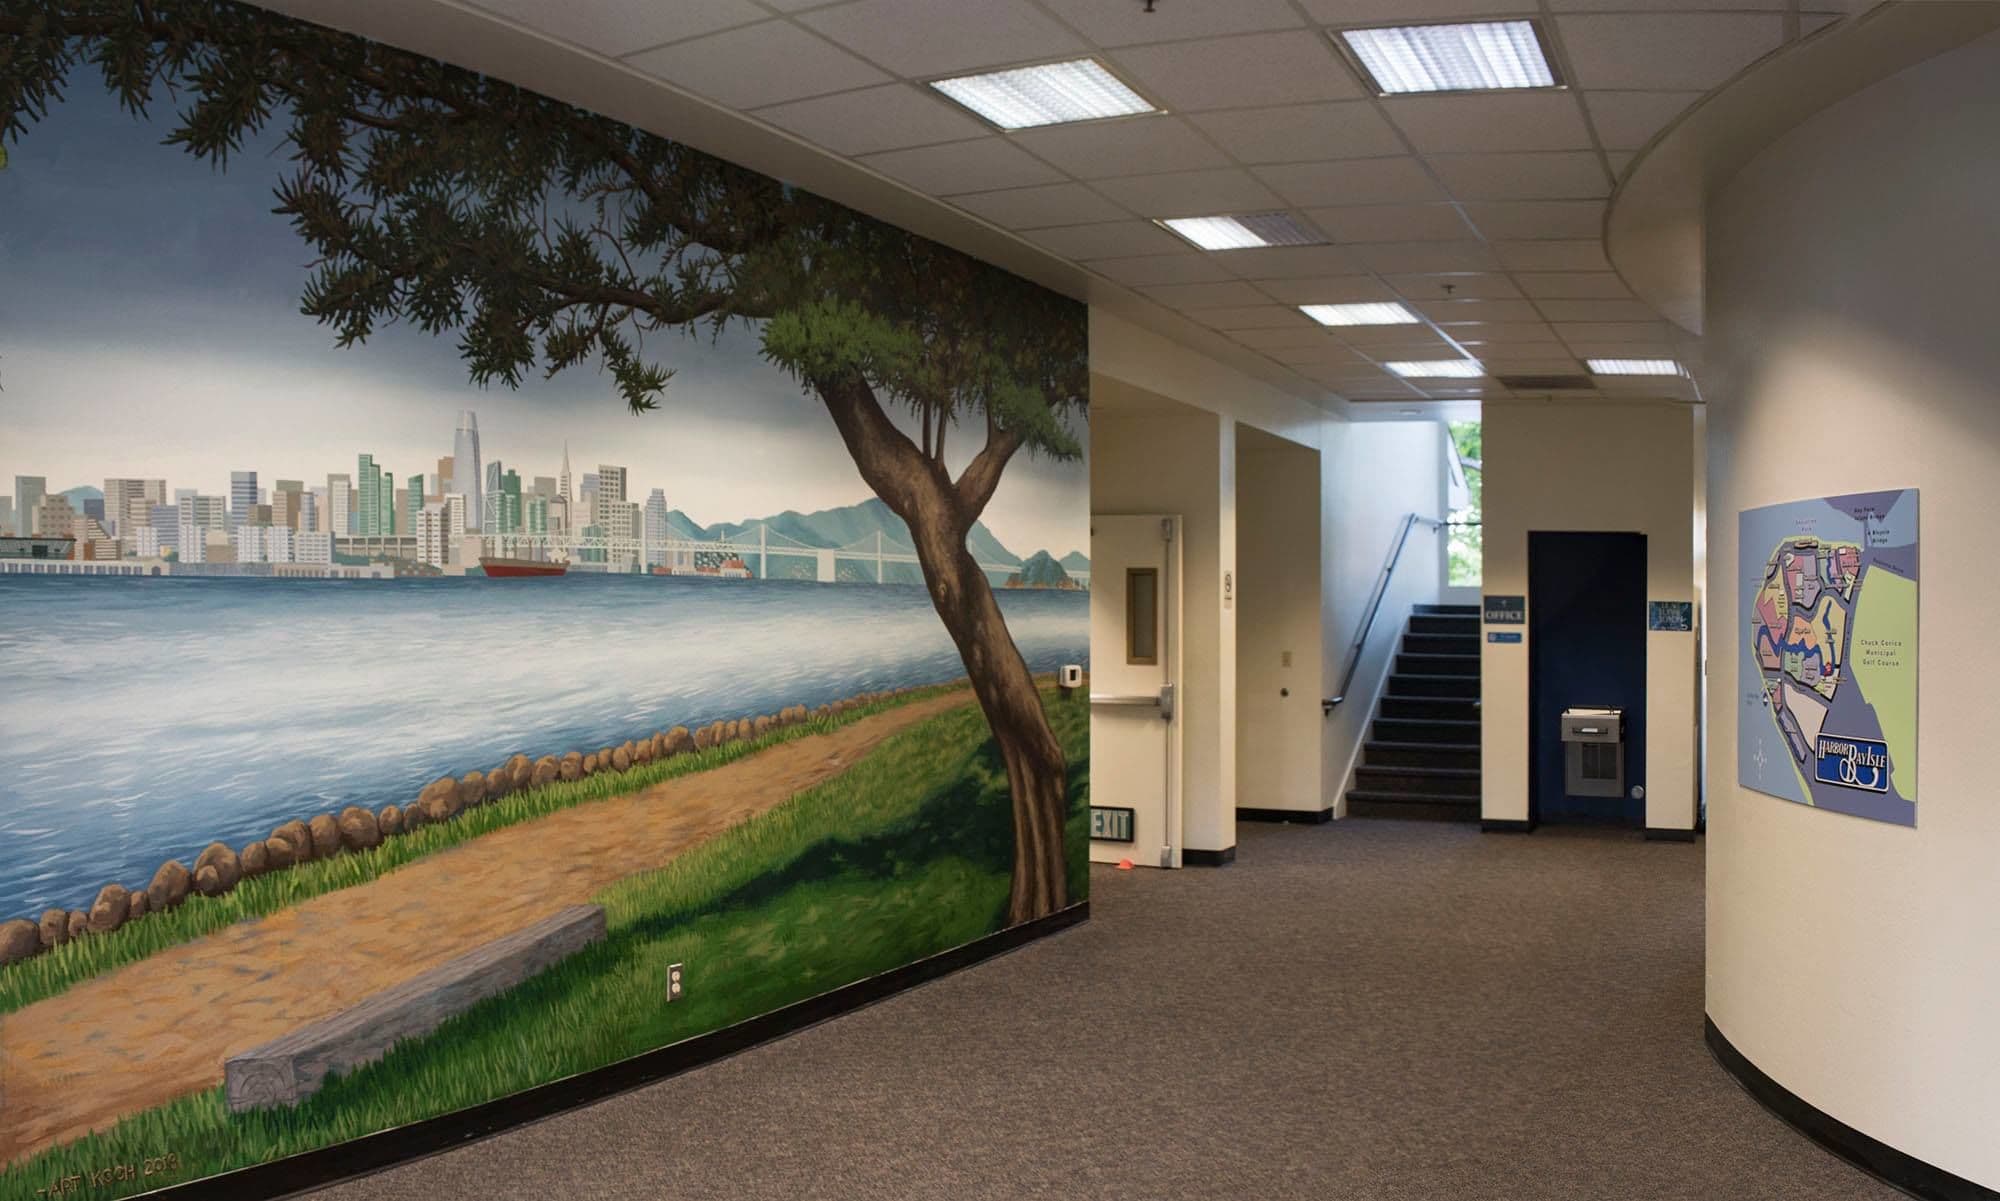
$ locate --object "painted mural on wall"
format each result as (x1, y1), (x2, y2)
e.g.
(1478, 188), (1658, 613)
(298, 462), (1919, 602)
(1738, 490), (1917, 826)
(0, 3), (1091, 1193)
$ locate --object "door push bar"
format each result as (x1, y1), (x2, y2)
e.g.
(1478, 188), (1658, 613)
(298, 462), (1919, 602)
(1089, 685), (1175, 721)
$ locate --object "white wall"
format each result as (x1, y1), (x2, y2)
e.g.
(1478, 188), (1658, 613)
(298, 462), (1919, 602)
(1091, 402), (1238, 855)
(1237, 436), (1324, 814)
(1479, 401), (1699, 831)
(1705, 30), (2000, 1187)
(1321, 421), (1449, 812)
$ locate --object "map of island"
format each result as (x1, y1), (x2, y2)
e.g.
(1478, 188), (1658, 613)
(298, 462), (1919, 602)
(1740, 490), (1918, 827)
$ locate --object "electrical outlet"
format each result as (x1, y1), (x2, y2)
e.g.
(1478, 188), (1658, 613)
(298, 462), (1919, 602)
(666, 962), (685, 1002)
(1281, 650), (1293, 668)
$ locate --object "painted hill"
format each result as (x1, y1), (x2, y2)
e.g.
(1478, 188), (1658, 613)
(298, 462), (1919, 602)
(668, 497), (1083, 586)
(1007, 550), (1077, 590)
(1059, 550), (1090, 573)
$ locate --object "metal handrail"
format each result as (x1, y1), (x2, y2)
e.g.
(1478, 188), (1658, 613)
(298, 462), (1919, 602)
(1324, 512), (1447, 711)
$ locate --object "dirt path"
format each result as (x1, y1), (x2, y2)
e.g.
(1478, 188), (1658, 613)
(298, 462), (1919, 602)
(0, 691), (974, 1164)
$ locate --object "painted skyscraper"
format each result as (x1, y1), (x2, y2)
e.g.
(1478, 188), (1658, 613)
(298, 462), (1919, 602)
(452, 410), (482, 531)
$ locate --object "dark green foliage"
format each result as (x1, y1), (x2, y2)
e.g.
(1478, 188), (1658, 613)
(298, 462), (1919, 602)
(0, 0), (1087, 444)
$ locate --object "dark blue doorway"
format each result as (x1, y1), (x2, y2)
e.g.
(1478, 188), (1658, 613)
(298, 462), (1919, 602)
(1529, 531), (1647, 826)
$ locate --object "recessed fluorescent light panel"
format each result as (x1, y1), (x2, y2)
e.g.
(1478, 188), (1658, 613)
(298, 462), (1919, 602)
(1387, 359), (1484, 379)
(1300, 302), (1419, 327)
(931, 58), (1156, 130)
(1158, 212), (1323, 251)
(1339, 21), (1558, 95)
(1587, 358), (1686, 376)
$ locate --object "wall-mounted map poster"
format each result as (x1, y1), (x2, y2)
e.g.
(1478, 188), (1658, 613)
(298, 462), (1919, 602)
(1739, 490), (1918, 826)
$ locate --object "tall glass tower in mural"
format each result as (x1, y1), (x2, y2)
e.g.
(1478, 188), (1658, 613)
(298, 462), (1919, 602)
(453, 409), (483, 531)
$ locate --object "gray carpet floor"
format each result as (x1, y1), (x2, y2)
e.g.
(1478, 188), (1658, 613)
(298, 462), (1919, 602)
(308, 819), (1900, 1201)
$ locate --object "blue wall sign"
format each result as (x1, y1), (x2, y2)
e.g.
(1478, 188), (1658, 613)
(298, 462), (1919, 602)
(1487, 631), (1523, 644)
(1483, 595), (1526, 624)
(1648, 600), (1694, 632)
(1814, 736), (1891, 793)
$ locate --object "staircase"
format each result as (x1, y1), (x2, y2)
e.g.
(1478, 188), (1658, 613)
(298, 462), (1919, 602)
(1345, 604), (1482, 821)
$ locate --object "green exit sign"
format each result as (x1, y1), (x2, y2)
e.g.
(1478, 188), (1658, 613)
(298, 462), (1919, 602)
(1089, 806), (1135, 843)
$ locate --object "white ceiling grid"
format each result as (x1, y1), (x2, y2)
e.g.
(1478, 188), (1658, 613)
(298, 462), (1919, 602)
(462, 0), (1854, 408)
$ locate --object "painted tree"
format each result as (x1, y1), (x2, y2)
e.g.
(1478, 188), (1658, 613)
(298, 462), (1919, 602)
(1, 1), (1088, 922)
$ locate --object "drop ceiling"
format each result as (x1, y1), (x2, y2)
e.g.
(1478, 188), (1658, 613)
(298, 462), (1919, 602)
(301, 0), (1864, 411)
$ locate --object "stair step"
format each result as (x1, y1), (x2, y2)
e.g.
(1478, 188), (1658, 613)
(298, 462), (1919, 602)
(1396, 652), (1482, 676)
(1414, 603), (1481, 616)
(1388, 673), (1481, 699)
(1354, 765), (1481, 796)
(1371, 717), (1481, 745)
(1401, 632), (1479, 656)
(1409, 613), (1479, 636)
(1345, 791), (1481, 821)
(1380, 695), (1481, 721)
(1364, 740), (1480, 769)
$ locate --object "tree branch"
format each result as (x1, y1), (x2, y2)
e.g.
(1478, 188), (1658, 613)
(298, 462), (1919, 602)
(954, 417), (1021, 521)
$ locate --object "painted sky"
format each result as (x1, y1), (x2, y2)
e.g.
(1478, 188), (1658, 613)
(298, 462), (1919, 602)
(0, 84), (1089, 559)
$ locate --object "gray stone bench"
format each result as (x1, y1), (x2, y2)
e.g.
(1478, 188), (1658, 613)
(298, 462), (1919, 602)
(224, 905), (607, 1112)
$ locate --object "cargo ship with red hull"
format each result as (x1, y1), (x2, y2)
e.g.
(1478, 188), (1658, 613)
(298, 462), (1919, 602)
(478, 557), (568, 578)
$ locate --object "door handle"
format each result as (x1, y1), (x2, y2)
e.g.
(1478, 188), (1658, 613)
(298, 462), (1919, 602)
(1090, 685), (1174, 721)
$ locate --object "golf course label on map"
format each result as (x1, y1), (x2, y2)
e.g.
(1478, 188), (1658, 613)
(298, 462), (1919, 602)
(1739, 489), (1918, 826)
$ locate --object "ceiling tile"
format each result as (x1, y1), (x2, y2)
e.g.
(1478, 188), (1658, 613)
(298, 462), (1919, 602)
(1480, 357), (1583, 376)
(1555, 14), (1787, 91)
(1447, 323), (1562, 345)
(1092, 169), (1283, 217)
(625, 20), (889, 108)
(1038, 0), (1304, 46)
(1383, 93), (1592, 153)
(860, 138), (1061, 193)
(1111, 31), (1365, 112)
(1188, 102), (1403, 165)
(1385, 272), (1521, 300)
(1141, 281), (1275, 310)
(1493, 239), (1609, 271)
(1255, 157), (1443, 207)
(1336, 326), (1456, 349)
(1458, 200), (1604, 240)
(1306, 203), (1475, 243)
(471, 0), (765, 55)
(1253, 276), (1399, 304)
(1233, 326), (1352, 349)
(1026, 220), (1187, 259)
(1215, 244), (1366, 279)
(1184, 305), (1323, 330)
(1584, 90), (1705, 150)
(1430, 152), (1609, 201)
(1419, 298), (1543, 323)
(1352, 242), (1501, 274)
(1010, 117), (1228, 180)
(1546, 0), (1789, 10)
(1516, 272), (1632, 299)
(1269, 344), (1371, 366)
(1535, 298), (1663, 322)
(1554, 321), (1673, 343)
(948, 182), (1129, 229)
(1301, 0), (1532, 21)
(1088, 255), (1235, 287)
(799, 0), (1085, 77)
(755, 83), (989, 156)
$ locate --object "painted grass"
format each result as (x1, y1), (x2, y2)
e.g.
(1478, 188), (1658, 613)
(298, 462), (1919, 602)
(0, 690), (1089, 1201)
(0, 684), (963, 1016)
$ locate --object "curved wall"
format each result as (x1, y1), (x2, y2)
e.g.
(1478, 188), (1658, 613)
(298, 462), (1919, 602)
(1705, 29), (2000, 1189)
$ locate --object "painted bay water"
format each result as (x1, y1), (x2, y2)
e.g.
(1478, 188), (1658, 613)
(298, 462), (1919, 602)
(0, 575), (1089, 918)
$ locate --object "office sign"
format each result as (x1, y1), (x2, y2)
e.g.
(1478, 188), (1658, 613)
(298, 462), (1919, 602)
(1648, 601), (1694, 632)
(1483, 595), (1525, 624)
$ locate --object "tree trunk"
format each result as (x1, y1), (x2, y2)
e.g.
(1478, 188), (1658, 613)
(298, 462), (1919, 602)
(815, 376), (1071, 925)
